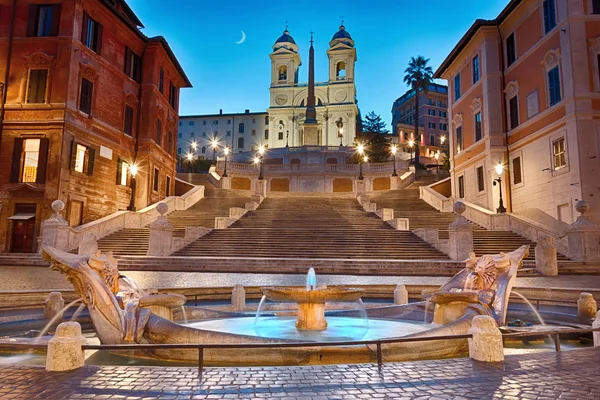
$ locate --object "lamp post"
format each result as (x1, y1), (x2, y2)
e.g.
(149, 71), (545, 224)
(286, 130), (289, 148)
(211, 139), (219, 164)
(391, 145), (398, 177)
(357, 143), (365, 180)
(434, 151), (440, 175)
(258, 145), (265, 180)
(222, 146), (230, 177)
(186, 152), (194, 173)
(493, 163), (507, 214)
(408, 139), (415, 165)
(127, 164), (138, 211)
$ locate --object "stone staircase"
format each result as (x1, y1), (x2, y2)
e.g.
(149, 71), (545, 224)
(96, 175), (252, 256)
(369, 180), (567, 262)
(173, 194), (448, 260)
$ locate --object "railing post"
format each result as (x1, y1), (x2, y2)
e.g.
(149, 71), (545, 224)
(376, 342), (383, 372)
(554, 334), (561, 352)
(198, 347), (204, 378)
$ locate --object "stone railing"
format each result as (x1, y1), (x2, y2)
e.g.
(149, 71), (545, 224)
(420, 179), (453, 212)
(216, 161), (409, 176)
(41, 184), (205, 252)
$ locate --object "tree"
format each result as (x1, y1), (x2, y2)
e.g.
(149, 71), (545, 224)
(357, 111), (391, 163)
(403, 56), (433, 168)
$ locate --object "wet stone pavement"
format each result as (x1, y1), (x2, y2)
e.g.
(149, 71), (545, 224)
(0, 348), (599, 399)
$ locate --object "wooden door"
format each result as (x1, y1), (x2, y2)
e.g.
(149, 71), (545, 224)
(11, 219), (35, 253)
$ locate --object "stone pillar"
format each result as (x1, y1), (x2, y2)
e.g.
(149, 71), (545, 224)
(355, 180), (366, 195)
(448, 202), (473, 261)
(390, 176), (401, 190)
(255, 179), (267, 198)
(566, 201), (600, 261)
(577, 293), (598, 324)
(232, 285), (246, 311)
(593, 311), (600, 347)
(468, 315), (504, 362)
(46, 322), (86, 371)
(40, 200), (70, 252)
(44, 292), (65, 321)
(534, 236), (558, 276)
(78, 233), (98, 256)
(146, 203), (173, 256)
(394, 284), (408, 305)
(221, 176), (231, 190)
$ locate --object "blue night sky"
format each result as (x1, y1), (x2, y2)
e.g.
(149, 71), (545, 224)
(127, 0), (509, 129)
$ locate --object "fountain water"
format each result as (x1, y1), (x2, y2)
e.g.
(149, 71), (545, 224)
(306, 267), (316, 290)
(70, 303), (86, 322)
(180, 306), (188, 324)
(511, 291), (546, 326)
(36, 298), (82, 340)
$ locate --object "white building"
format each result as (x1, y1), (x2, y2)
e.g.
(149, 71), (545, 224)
(177, 25), (359, 157)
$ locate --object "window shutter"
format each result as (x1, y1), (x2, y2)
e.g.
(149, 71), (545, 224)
(116, 159), (122, 185)
(87, 147), (96, 176)
(81, 12), (89, 43)
(95, 23), (103, 55)
(70, 140), (78, 170)
(135, 55), (142, 83)
(27, 5), (38, 37)
(50, 4), (61, 36)
(125, 47), (132, 76)
(10, 138), (24, 183)
(36, 138), (50, 184)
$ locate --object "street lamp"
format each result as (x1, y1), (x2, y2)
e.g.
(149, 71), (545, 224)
(408, 139), (415, 165)
(128, 163), (138, 211)
(186, 152), (194, 173)
(391, 145), (398, 177)
(434, 151), (440, 174)
(493, 162), (507, 214)
(286, 130), (289, 148)
(211, 139), (219, 164)
(357, 143), (365, 180)
(222, 147), (230, 177)
(191, 141), (197, 151)
(258, 145), (265, 180)
(440, 135), (446, 145)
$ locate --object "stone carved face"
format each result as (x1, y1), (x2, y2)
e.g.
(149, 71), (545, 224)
(87, 251), (120, 295)
(465, 254), (510, 290)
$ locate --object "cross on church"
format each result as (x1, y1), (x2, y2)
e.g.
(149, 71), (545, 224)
(285, 20), (288, 30)
(340, 15), (344, 26)
(310, 31), (314, 45)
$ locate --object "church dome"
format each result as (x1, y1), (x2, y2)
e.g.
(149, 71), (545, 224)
(330, 25), (354, 48)
(275, 30), (296, 45)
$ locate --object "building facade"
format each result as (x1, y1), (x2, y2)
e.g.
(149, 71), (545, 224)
(178, 25), (359, 157)
(391, 83), (449, 159)
(435, 0), (600, 225)
(0, 0), (191, 253)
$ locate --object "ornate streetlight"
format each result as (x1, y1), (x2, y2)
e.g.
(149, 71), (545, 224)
(128, 163), (138, 211)
(408, 139), (415, 165)
(493, 163), (507, 214)
(186, 152), (194, 173)
(257, 145), (265, 180)
(211, 139), (219, 164)
(222, 146), (230, 177)
(357, 143), (365, 180)
(391, 144), (398, 177)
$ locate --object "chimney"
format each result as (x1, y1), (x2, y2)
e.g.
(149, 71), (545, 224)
(219, 109), (223, 115)
(245, 109), (250, 114)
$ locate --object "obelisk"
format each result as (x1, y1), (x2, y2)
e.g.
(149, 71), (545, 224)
(303, 32), (319, 145)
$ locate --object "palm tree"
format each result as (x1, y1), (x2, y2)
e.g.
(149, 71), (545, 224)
(403, 56), (433, 168)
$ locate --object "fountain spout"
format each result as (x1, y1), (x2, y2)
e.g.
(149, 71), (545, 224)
(306, 267), (317, 291)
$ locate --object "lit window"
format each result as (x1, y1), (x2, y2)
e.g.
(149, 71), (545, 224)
(118, 160), (129, 186)
(552, 138), (566, 170)
(70, 142), (95, 176)
(74, 144), (87, 173)
(22, 139), (41, 183)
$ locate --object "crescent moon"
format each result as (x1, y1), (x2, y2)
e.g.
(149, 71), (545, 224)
(236, 31), (246, 44)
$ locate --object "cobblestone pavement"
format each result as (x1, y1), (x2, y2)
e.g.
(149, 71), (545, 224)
(0, 348), (599, 399)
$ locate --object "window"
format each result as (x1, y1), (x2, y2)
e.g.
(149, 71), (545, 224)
(79, 78), (93, 115)
(201, 146), (206, 154)
(476, 166), (484, 192)
(213, 120), (218, 125)
(252, 118), (256, 124)
(429, 135), (435, 146)
(278, 131), (284, 140)
(177, 147), (181, 154)
(552, 137), (566, 170)
(125, 47), (142, 83)
(440, 123), (448, 130)
(251, 129), (256, 136)
(179, 121), (182, 126)
(166, 176), (171, 197)
(456, 126), (463, 153)
(159, 68), (164, 94)
(437, 100), (444, 107)
(239, 123), (245, 133)
(117, 160), (129, 186)
(543, 0), (557, 34)
(454, 74), (461, 101)
(440, 111), (447, 118)
(27, 4), (61, 37)
(156, 119), (162, 145)
(203, 121), (206, 125)
(153, 168), (159, 192)
(512, 157), (522, 185)
(178, 132), (182, 138)
(124, 105), (134, 136)
(458, 176), (465, 198)
(26, 70), (48, 103)
(227, 130), (231, 136)
(428, 109), (436, 116)
(10, 138), (49, 184)
(428, 122), (436, 129)
(526, 90), (539, 119)
(265, 130), (269, 140)
(474, 112), (482, 142)
(168, 81), (177, 109)
(167, 132), (173, 154)
(336, 61), (346, 79)
(228, 119), (232, 124)
(594, 0), (600, 14)
(506, 34), (516, 67)
(238, 137), (244, 148)
(473, 55), (480, 83)
(82, 12), (102, 54)
(278, 65), (288, 81)
(70, 141), (95, 175)
(509, 96), (519, 130)
(548, 66), (562, 106)
(264, 116), (269, 124)
(189, 121), (194, 126)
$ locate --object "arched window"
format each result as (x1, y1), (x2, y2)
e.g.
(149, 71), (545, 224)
(201, 146), (206, 154)
(336, 61), (346, 79)
(318, 99), (323, 106)
(239, 123), (245, 133)
(238, 137), (244, 148)
(278, 65), (287, 81)
(177, 147), (182, 154)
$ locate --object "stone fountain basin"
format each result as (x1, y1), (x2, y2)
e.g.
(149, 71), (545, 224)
(430, 291), (479, 305)
(138, 293), (186, 308)
(261, 287), (364, 303)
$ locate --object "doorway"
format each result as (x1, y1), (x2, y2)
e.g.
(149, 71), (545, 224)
(9, 204), (37, 253)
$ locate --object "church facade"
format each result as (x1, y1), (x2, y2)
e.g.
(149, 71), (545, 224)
(178, 26), (359, 157)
